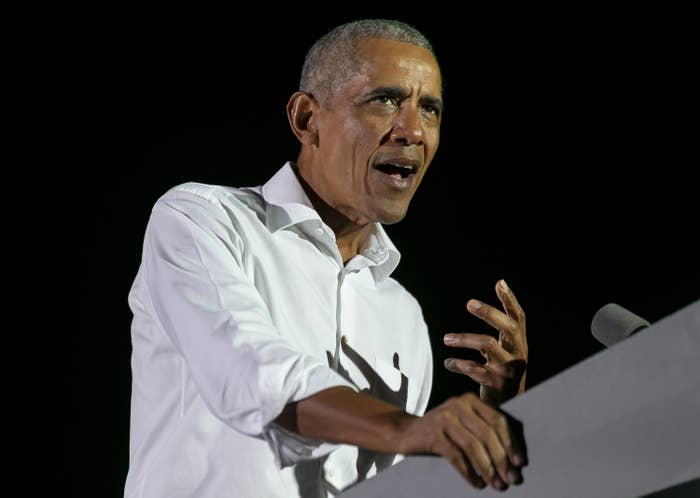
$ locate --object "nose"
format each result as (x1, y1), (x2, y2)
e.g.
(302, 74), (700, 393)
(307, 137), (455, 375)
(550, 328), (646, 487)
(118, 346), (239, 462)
(389, 105), (424, 146)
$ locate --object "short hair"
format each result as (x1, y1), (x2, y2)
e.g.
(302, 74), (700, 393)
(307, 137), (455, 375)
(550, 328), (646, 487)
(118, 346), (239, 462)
(299, 19), (436, 106)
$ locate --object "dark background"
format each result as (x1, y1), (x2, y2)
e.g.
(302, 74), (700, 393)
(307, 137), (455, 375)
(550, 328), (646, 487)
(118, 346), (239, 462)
(69, 7), (698, 497)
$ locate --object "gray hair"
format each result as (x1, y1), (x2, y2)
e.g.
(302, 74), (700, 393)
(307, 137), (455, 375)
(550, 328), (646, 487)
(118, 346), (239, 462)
(300, 19), (436, 106)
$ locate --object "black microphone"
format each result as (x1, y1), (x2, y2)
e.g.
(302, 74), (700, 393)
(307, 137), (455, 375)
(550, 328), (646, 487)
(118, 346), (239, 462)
(591, 303), (651, 347)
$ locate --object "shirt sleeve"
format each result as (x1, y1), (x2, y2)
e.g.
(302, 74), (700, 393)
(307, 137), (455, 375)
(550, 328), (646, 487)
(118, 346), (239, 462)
(141, 188), (358, 467)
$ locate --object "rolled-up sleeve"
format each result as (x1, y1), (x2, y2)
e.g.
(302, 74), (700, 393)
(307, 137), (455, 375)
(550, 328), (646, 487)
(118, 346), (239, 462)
(142, 189), (357, 465)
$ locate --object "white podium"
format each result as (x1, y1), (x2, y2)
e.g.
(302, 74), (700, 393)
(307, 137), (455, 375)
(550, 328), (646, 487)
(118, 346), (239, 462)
(339, 300), (700, 498)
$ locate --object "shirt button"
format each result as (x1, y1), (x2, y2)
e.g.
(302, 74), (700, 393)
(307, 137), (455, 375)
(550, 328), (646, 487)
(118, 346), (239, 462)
(327, 468), (335, 478)
(316, 227), (325, 235)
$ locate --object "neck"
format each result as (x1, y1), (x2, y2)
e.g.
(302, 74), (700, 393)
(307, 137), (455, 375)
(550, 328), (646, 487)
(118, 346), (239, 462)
(291, 163), (374, 265)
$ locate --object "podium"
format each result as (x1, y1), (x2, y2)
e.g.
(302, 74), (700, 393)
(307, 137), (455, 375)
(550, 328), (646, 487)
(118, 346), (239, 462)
(339, 300), (700, 498)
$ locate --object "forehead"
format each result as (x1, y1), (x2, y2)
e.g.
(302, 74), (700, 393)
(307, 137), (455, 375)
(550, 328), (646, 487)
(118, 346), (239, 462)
(348, 38), (442, 97)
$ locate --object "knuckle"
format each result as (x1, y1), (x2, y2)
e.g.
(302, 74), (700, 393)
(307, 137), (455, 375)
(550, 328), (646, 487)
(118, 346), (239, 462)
(496, 414), (508, 430)
(451, 359), (466, 372)
(440, 396), (463, 410)
(461, 437), (477, 455)
(486, 337), (499, 350)
(490, 435), (507, 461)
(434, 410), (449, 425)
(437, 403), (457, 426)
(463, 391), (479, 403)
(482, 430), (504, 456)
(496, 418), (512, 440)
(482, 425), (498, 443)
(442, 396), (458, 409)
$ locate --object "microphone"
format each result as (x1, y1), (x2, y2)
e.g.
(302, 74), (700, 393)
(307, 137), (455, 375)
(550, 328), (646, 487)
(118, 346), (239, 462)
(591, 303), (651, 347)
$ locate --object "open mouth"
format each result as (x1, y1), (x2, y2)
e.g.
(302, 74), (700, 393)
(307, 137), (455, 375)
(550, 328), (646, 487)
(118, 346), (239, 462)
(373, 162), (418, 179)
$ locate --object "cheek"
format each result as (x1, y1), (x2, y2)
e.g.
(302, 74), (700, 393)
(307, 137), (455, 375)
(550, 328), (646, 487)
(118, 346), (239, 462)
(425, 129), (440, 159)
(348, 112), (389, 142)
(346, 128), (383, 170)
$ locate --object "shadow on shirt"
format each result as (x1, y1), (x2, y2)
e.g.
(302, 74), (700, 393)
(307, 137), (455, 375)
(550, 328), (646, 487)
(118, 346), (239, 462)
(294, 340), (408, 497)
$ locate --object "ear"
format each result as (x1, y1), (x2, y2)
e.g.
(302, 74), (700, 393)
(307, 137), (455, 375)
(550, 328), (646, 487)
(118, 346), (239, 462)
(286, 91), (319, 146)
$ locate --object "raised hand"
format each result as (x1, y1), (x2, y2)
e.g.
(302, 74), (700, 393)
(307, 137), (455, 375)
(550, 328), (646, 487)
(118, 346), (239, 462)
(443, 279), (528, 406)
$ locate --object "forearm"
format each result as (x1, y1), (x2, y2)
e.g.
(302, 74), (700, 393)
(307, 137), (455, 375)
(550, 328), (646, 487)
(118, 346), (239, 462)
(275, 386), (528, 491)
(274, 386), (414, 453)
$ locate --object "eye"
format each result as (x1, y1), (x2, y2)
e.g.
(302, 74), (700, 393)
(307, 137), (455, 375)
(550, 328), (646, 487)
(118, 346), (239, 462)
(421, 104), (440, 118)
(374, 95), (399, 106)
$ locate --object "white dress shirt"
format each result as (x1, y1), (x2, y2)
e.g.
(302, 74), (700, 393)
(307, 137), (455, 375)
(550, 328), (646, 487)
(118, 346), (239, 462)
(124, 161), (434, 498)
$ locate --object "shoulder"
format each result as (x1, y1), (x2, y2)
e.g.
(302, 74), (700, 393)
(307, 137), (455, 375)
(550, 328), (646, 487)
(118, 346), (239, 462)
(151, 181), (267, 225)
(157, 181), (263, 212)
(145, 181), (269, 246)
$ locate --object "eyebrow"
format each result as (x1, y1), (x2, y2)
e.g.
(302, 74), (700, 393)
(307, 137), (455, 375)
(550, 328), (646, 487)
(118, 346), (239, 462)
(362, 86), (444, 112)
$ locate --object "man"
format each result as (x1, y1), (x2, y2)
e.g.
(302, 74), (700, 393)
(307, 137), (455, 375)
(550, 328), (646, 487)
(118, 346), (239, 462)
(125, 19), (528, 498)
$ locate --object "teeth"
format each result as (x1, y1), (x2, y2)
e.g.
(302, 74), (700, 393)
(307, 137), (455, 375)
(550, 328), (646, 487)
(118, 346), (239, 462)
(389, 163), (415, 171)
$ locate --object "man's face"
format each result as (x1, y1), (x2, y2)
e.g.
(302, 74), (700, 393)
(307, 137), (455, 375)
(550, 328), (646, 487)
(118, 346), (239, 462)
(309, 37), (442, 225)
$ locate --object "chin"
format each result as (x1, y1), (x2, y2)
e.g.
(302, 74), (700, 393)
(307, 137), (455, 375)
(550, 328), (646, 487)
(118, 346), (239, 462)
(379, 217), (405, 225)
(373, 206), (409, 225)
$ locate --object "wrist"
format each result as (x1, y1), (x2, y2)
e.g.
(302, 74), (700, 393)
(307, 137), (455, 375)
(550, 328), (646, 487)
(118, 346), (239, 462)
(388, 410), (421, 454)
(480, 385), (503, 406)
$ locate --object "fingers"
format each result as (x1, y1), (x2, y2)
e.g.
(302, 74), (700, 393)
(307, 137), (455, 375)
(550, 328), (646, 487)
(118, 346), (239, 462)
(494, 279), (526, 328)
(506, 415), (528, 467)
(471, 397), (528, 470)
(456, 401), (522, 487)
(443, 333), (510, 363)
(443, 415), (506, 490)
(443, 359), (505, 389)
(467, 299), (522, 346)
(459, 456), (487, 489)
(465, 279), (527, 353)
(437, 413), (488, 489)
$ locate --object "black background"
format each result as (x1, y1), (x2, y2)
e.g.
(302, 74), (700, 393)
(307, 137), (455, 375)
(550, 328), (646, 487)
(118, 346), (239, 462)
(69, 6), (698, 497)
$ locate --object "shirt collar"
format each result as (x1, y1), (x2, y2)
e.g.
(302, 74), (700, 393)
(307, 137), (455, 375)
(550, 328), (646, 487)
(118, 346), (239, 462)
(260, 161), (320, 232)
(260, 161), (401, 283)
(357, 222), (401, 283)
